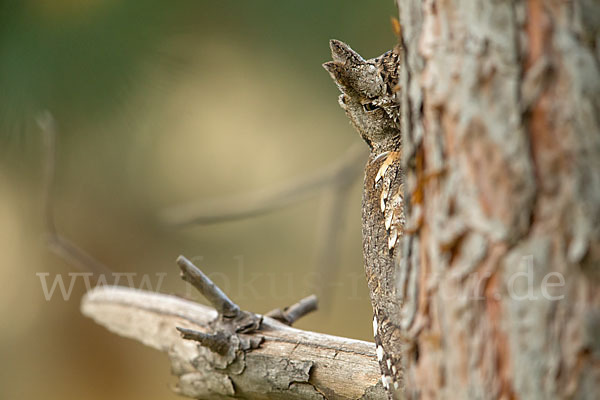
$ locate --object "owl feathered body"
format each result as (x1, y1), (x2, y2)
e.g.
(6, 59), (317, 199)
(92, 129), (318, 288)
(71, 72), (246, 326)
(324, 40), (405, 399)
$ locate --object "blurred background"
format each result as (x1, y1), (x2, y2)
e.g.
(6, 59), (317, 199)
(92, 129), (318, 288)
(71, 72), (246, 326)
(0, 1), (398, 398)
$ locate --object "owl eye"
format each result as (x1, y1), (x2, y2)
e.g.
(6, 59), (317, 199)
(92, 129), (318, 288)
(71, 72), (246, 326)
(362, 103), (380, 112)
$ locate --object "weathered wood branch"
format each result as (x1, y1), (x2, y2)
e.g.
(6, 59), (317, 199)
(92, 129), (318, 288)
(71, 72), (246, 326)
(81, 286), (386, 399)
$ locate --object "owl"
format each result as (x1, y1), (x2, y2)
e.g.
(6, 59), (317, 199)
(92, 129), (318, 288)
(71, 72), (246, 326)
(324, 39), (405, 399)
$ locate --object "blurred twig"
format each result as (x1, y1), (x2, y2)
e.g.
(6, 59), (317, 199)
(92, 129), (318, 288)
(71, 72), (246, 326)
(37, 111), (112, 277)
(312, 180), (354, 302)
(160, 143), (367, 227)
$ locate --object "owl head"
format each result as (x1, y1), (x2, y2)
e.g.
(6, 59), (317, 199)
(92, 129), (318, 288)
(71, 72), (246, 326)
(323, 40), (401, 153)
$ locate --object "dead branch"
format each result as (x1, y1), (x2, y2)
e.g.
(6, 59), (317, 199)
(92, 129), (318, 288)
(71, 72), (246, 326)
(312, 183), (353, 303)
(82, 286), (386, 399)
(37, 111), (112, 277)
(177, 255), (241, 318)
(265, 294), (318, 326)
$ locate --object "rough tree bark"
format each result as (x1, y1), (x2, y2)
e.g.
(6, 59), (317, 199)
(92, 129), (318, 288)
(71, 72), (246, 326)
(395, 1), (599, 399)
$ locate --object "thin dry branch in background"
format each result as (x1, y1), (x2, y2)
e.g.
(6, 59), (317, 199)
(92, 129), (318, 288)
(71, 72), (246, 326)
(37, 111), (112, 277)
(160, 143), (366, 227)
(312, 183), (354, 301)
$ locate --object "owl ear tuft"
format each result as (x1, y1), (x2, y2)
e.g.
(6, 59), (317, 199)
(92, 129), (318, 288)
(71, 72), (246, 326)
(323, 61), (351, 93)
(324, 40), (382, 98)
(322, 61), (342, 79)
(329, 39), (365, 67)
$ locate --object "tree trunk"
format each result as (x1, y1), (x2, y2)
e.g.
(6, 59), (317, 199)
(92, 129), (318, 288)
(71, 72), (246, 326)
(395, 0), (600, 399)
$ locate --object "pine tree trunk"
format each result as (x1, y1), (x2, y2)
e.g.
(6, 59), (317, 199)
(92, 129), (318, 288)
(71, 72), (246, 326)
(395, 1), (600, 398)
